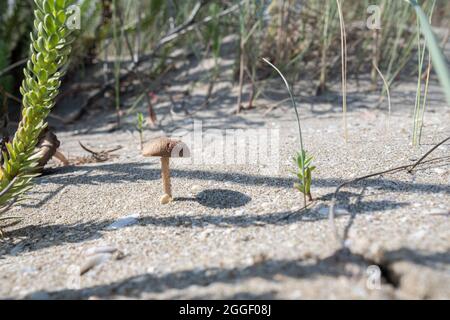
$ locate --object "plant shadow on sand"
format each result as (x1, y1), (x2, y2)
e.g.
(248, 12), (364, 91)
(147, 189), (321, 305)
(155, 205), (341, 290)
(21, 161), (450, 209)
(20, 247), (450, 299)
(2, 161), (449, 298)
(1, 161), (449, 258)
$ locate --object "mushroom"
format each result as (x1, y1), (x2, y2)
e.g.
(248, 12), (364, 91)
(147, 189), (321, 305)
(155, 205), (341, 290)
(1, 128), (68, 171)
(35, 128), (69, 171)
(142, 137), (190, 204)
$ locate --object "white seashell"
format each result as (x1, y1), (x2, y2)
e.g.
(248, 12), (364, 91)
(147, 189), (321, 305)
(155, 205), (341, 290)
(106, 214), (140, 230)
(85, 245), (117, 256)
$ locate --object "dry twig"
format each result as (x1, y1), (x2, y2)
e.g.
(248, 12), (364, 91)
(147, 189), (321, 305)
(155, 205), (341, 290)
(329, 136), (450, 246)
(79, 142), (122, 162)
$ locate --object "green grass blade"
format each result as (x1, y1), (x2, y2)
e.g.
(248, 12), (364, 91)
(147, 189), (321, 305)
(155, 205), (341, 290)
(406, 0), (450, 106)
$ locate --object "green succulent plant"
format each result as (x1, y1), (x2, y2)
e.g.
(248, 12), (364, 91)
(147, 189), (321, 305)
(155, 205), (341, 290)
(0, 0), (77, 225)
(293, 150), (315, 202)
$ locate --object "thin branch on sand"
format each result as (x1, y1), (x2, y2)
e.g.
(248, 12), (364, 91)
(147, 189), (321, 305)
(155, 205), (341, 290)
(79, 142), (122, 162)
(329, 136), (450, 246)
(408, 136), (450, 173)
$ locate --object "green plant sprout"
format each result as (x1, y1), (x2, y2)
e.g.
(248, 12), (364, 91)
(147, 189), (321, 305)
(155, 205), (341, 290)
(410, 0), (440, 146)
(405, 0), (450, 107)
(262, 57), (315, 206)
(0, 0), (76, 231)
(136, 112), (145, 151)
(294, 150), (315, 202)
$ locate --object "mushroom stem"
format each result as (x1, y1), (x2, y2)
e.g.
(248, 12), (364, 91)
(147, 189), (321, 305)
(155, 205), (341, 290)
(161, 157), (171, 197)
(53, 149), (69, 166)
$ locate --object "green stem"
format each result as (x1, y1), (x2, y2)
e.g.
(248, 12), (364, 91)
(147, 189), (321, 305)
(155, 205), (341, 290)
(262, 58), (307, 206)
(406, 0), (450, 106)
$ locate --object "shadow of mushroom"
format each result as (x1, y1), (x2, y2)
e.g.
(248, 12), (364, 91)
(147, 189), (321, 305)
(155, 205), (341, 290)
(194, 189), (252, 209)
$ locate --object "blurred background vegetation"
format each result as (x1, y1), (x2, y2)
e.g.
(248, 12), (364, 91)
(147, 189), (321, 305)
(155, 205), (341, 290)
(0, 0), (449, 129)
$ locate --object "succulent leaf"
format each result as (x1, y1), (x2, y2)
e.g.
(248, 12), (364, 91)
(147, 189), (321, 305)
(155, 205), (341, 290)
(0, 0), (76, 213)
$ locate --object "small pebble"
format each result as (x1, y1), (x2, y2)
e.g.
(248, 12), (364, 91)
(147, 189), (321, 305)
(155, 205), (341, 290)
(79, 249), (124, 276)
(80, 253), (111, 275)
(190, 185), (202, 195)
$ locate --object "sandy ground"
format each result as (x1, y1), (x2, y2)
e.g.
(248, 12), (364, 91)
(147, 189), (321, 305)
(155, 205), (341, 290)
(0, 47), (449, 299)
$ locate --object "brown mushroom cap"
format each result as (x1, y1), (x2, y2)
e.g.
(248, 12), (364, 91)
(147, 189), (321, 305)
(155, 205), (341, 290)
(142, 137), (190, 158)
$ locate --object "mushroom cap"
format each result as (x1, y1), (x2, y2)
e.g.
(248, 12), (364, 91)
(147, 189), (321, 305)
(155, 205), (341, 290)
(142, 137), (190, 158)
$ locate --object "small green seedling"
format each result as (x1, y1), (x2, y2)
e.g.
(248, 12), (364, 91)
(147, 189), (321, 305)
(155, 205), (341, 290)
(136, 112), (145, 150)
(262, 57), (316, 207)
(293, 150), (315, 202)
